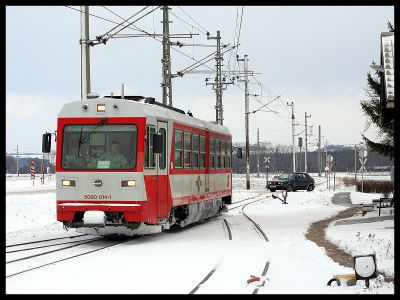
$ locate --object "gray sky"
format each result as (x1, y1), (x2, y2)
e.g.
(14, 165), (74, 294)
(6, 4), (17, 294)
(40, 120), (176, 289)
(6, 5), (394, 153)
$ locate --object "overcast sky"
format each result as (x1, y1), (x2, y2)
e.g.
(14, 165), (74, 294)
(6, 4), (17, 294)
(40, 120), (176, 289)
(6, 5), (394, 153)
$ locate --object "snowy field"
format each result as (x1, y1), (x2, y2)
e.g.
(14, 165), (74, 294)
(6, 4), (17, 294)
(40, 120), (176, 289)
(6, 172), (394, 294)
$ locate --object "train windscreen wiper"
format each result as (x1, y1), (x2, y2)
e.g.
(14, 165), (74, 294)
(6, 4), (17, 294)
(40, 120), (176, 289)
(77, 118), (108, 156)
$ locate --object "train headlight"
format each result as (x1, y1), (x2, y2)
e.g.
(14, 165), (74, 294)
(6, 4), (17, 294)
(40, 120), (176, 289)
(97, 104), (106, 112)
(121, 179), (136, 187)
(62, 179), (76, 187)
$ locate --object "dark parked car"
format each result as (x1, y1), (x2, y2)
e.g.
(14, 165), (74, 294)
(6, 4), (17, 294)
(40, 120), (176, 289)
(267, 172), (315, 192)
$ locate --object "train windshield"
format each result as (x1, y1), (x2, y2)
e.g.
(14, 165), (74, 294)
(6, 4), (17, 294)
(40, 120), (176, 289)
(62, 124), (137, 170)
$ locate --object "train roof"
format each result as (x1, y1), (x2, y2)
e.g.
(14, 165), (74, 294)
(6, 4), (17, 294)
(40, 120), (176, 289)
(58, 96), (231, 136)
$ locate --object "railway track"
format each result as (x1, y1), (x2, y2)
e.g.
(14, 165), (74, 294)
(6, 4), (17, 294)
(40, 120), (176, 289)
(6, 234), (90, 248)
(241, 201), (270, 294)
(227, 193), (270, 210)
(6, 236), (141, 278)
(189, 218), (233, 294)
(190, 192), (269, 294)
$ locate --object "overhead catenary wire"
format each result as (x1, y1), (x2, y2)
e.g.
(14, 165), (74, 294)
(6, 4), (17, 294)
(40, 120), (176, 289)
(170, 10), (205, 36)
(227, 6), (240, 73)
(101, 6), (150, 37)
(177, 6), (209, 35)
(99, 6), (161, 42)
(234, 6), (244, 72)
(65, 6), (217, 72)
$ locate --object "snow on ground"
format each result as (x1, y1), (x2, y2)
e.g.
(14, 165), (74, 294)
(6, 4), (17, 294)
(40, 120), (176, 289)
(326, 220), (394, 278)
(5, 172), (394, 294)
(6, 174), (55, 193)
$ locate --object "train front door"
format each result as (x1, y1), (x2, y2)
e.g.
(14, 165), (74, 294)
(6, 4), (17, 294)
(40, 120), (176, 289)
(156, 121), (168, 217)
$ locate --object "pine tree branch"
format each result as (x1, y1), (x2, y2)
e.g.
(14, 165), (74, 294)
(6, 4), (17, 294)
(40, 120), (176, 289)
(361, 134), (394, 159)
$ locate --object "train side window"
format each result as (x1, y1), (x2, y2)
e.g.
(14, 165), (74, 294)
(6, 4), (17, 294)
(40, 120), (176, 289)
(221, 139), (226, 169)
(200, 135), (206, 168)
(159, 128), (166, 170)
(209, 137), (215, 169)
(216, 139), (221, 169)
(174, 129), (183, 168)
(227, 141), (232, 168)
(145, 125), (156, 168)
(192, 134), (199, 168)
(184, 132), (191, 168)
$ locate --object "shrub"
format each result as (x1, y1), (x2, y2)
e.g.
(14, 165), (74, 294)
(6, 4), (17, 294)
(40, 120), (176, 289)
(356, 180), (394, 194)
(343, 177), (357, 187)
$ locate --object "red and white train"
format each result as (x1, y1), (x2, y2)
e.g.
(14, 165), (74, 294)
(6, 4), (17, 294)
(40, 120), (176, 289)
(45, 95), (233, 235)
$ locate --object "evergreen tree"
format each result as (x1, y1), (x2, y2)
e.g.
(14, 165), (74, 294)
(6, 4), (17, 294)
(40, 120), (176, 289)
(360, 70), (394, 159)
(360, 22), (395, 160)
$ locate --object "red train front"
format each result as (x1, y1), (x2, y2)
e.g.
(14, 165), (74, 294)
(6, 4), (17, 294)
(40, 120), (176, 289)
(54, 95), (232, 235)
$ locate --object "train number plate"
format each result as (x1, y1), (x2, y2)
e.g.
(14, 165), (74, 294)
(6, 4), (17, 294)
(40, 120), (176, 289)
(83, 194), (112, 200)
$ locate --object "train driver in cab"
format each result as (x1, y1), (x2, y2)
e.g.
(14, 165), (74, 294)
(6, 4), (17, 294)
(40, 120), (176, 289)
(92, 141), (128, 169)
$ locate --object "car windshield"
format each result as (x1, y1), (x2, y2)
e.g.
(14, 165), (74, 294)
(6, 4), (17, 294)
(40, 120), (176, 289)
(62, 124), (137, 170)
(278, 173), (294, 180)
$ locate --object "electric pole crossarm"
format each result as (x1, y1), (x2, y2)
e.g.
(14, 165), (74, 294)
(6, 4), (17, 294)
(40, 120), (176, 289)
(111, 33), (198, 39)
(173, 45), (235, 78)
(97, 6), (161, 44)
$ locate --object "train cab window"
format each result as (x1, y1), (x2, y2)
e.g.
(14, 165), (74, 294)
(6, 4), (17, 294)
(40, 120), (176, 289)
(200, 135), (206, 168)
(209, 137), (215, 169)
(61, 124), (137, 170)
(216, 139), (221, 169)
(145, 125), (156, 168)
(192, 134), (199, 168)
(184, 132), (191, 168)
(159, 128), (166, 170)
(221, 139), (226, 169)
(174, 129), (183, 168)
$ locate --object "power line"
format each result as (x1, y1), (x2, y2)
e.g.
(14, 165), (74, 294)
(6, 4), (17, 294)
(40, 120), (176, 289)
(102, 6), (125, 21)
(170, 10), (203, 35)
(65, 6), (216, 72)
(227, 6), (240, 74)
(234, 6), (244, 72)
(177, 6), (209, 35)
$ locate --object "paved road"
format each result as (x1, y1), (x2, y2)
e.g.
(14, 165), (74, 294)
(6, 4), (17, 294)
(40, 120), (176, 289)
(334, 215), (394, 225)
(331, 192), (353, 207)
(331, 192), (394, 225)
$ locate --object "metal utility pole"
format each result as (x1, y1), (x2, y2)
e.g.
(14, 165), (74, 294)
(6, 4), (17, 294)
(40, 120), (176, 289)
(298, 137), (302, 172)
(161, 6), (172, 106)
(318, 125), (321, 176)
(257, 128), (260, 177)
(238, 55), (251, 189)
(305, 112), (311, 173)
(16, 145), (19, 176)
(80, 6), (91, 99)
(206, 31), (231, 125)
(287, 102), (296, 172)
(325, 140), (328, 179)
(17, 145), (19, 177)
(354, 144), (357, 180)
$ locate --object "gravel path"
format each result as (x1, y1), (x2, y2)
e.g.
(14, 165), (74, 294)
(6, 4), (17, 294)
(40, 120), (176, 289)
(305, 193), (393, 283)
